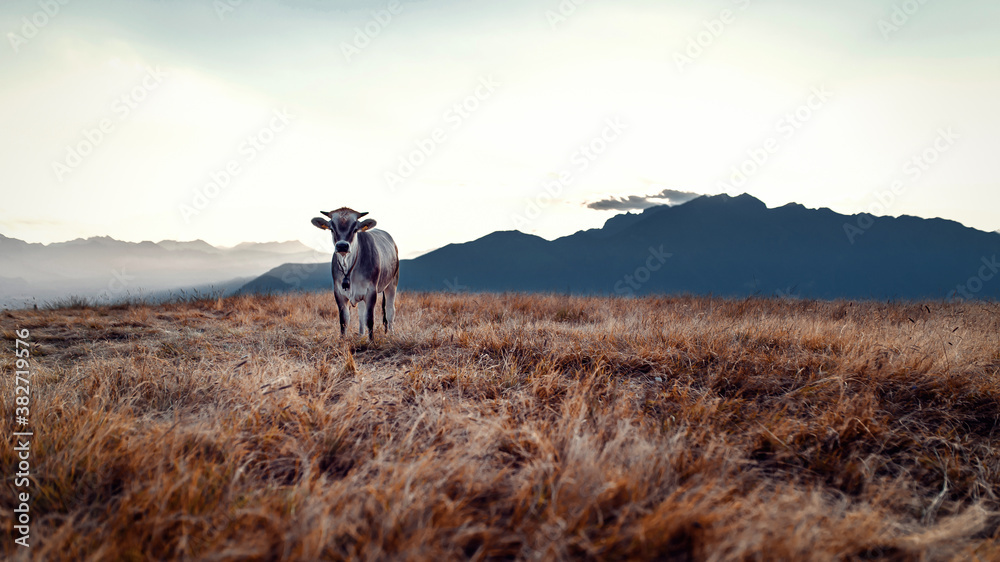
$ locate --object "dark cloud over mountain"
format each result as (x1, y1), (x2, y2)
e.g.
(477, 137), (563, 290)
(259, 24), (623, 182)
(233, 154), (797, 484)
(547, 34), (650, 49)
(587, 189), (702, 211)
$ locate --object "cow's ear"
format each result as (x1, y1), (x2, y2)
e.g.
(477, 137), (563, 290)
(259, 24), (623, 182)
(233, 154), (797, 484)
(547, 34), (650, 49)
(311, 217), (331, 230)
(358, 219), (377, 232)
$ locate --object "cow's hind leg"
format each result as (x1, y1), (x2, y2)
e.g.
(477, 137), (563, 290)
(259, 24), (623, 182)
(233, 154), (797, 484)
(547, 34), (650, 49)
(383, 274), (397, 333)
(381, 292), (388, 333)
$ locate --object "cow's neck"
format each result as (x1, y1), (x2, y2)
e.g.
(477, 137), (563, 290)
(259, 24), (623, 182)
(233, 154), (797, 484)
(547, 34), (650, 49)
(336, 248), (358, 278)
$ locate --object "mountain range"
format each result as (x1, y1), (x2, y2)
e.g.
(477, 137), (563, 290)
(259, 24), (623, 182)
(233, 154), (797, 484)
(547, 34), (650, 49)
(0, 235), (324, 308)
(3, 194), (997, 308)
(241, 194), (1000, 301)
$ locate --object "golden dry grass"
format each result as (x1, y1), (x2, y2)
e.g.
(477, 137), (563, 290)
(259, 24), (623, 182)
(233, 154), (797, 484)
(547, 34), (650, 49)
(2, 292), (999, 561)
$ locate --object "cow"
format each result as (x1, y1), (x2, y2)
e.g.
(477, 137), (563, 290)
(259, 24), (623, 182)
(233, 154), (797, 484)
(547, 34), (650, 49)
(311, 207), (399, 341)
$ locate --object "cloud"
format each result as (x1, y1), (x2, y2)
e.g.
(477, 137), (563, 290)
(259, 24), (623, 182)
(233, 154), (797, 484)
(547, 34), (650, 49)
(587, 189), (702, 212)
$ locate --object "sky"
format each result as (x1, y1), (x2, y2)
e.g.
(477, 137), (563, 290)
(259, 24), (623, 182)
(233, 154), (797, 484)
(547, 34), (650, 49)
(0, 0), (998, 258)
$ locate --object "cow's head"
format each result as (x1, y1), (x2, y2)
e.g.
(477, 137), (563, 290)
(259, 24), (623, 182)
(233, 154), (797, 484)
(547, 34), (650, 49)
(311, 207), (377, 255)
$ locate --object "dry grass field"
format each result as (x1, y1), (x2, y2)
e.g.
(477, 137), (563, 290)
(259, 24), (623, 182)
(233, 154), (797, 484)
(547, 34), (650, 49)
(2, 292), (999, 561)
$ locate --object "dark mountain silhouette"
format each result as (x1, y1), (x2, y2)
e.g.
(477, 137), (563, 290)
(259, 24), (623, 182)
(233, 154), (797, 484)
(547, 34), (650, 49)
(240, 194), (1000, 301)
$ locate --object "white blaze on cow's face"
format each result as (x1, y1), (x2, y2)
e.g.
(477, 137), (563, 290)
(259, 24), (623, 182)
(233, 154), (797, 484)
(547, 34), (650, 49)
(311, 208), (377, 256)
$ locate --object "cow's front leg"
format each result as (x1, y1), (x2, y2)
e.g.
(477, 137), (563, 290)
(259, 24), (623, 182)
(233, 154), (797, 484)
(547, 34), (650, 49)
(357, 292), (377, 340)
(358, 298), (370, 336)
(335, 295), (350, 337)
(365, 295), (377, 341)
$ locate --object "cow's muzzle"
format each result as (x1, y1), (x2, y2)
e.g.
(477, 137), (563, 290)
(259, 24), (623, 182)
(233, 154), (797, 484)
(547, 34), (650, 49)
(341, 278), (350, 290)
(335, 242), (350, 254)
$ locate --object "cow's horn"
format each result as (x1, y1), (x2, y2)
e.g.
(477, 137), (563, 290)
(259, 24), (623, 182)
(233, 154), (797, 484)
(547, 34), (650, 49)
(358, 212), (369, 219)
(320, 211), (333, 219)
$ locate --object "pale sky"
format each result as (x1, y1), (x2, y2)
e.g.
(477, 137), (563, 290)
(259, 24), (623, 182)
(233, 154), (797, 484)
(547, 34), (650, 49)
(1, 0), (998, 258)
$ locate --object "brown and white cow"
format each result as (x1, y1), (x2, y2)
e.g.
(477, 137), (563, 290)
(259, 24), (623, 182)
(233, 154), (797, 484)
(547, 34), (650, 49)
(311, 207), (398, 340)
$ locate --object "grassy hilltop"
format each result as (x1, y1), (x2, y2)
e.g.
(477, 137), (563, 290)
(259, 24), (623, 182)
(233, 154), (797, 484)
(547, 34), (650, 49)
(2, 293), (999, 560)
